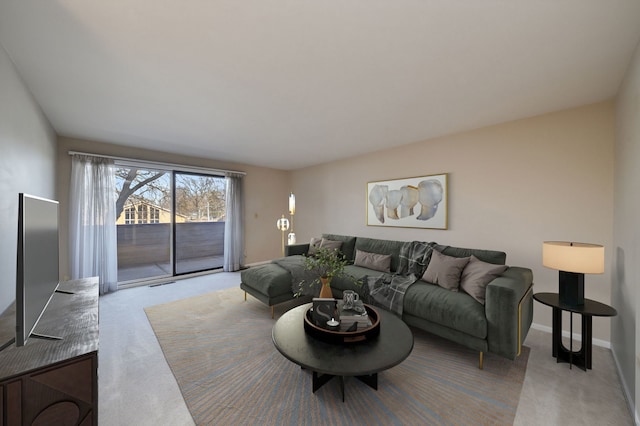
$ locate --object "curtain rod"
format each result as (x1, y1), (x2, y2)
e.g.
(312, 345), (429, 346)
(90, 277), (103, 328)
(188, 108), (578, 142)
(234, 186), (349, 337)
(68, 150), (246, 176)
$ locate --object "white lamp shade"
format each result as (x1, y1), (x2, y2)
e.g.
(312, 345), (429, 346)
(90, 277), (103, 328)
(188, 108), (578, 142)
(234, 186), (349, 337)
(276, 216), (289, 231)
(543, 241), (604, 274)
(289, 193), (295, 215)
(288, 232), (296, 245)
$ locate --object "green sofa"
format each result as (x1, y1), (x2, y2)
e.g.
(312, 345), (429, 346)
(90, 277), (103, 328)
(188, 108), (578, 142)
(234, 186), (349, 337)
(241, 233), (534, 367)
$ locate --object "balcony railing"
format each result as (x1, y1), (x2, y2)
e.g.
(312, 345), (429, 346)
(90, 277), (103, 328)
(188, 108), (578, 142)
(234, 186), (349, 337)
(117, 222), (225, 282)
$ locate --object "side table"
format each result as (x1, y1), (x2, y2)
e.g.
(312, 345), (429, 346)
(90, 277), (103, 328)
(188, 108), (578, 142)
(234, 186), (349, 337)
(533, 292), (616, 371)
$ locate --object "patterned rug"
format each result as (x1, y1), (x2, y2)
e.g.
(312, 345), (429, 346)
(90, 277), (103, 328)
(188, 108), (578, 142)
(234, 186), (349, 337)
(145, 287), (529, 425)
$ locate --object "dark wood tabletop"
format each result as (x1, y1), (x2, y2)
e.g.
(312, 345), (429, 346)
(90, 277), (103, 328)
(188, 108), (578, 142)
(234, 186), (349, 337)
(0, 277), (99, 379)
(272, 303), (414, 377)
(533, 292), (617, 317)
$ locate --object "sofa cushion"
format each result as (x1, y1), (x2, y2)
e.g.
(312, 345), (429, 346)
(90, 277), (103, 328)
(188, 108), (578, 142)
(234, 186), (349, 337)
(422, 250), (470, 291)
(320, 238), (343, 253)
(440, 246), (506, 265)
(460, 255), (508, 305)
(354, 237), (405, 272)
(240, 263), (292, 297)
(322, 234), (357, 262)
(354, 249), (392, 273)
(324, 264), (378, 294)
(403, 281), (487, 339)
(307, 237), (322, 256)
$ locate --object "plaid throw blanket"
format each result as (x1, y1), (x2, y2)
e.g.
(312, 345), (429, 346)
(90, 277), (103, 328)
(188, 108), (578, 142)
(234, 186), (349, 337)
(397, 241), (439, 277)
(365, 241), (438, 316)
(365, 273), (417, 316)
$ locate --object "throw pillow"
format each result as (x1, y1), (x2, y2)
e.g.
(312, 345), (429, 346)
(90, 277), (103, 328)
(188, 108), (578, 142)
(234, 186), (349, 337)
(319, 238), (343, 253)
(421, 250), (470, 291)
(459, 255), (508, 305)
(354, 249), (392, 273)
(307, 237), (322, 256)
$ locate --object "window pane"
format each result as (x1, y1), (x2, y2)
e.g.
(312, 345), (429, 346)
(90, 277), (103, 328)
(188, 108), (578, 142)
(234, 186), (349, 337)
(115, 167), (172, 282)
(174, 173), (226, 274)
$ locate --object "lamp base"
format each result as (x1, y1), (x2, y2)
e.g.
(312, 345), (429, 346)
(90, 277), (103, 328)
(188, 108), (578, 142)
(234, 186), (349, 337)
(559, 271), (584, 306)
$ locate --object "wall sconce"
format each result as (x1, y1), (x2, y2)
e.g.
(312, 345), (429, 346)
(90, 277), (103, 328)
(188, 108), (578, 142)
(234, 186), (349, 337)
(542, 241), (604, 306)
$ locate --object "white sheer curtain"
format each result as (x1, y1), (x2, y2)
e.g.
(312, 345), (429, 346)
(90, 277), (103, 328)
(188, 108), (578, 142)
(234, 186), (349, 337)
(69, 155), (119, 294)
(223, 173), (244, 271)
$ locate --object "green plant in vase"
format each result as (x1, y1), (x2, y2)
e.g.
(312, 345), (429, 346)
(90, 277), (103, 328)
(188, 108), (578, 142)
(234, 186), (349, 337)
(297, 246), (359, 298)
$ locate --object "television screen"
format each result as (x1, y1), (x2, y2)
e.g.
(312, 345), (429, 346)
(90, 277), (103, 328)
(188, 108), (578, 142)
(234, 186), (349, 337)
(16, 193), (60, 347)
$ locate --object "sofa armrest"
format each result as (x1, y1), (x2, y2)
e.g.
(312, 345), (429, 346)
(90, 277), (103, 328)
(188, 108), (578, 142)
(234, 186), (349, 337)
(485, 267), (534, 360)
(285, 243), (309, 256)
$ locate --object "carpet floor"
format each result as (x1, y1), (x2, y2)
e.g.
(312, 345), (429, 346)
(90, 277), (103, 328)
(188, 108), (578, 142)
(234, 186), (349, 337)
(145, 287), (530, 426)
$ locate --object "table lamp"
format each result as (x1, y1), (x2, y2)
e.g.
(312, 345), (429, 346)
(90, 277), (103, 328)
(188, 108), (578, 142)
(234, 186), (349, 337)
(542, 241), (604, 306)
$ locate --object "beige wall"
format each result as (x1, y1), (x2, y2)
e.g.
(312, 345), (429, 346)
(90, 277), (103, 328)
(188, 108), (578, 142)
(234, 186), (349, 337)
(292, 101), (615, 342)
(56, 137), (289, 280)
(613, 39), (640, 420)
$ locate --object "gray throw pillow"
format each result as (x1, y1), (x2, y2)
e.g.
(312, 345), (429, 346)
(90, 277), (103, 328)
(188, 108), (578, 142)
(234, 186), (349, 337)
(319, 238), (343, 253)
(460, 255), (508, 305)
(421, 250), (470, 291)
(307, 237), (322, 256)
(354, 249), (392, 273)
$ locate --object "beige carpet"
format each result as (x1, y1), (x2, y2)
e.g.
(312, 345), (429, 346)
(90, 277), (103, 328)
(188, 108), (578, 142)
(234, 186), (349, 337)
(145, 287), (530, 426)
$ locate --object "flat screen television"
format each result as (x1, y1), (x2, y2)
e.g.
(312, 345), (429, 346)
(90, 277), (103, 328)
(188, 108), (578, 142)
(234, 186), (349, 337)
(15, 193), (60, 347)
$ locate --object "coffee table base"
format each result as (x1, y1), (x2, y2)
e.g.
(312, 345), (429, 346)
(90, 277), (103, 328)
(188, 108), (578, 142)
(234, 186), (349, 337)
(274, 304), (413, 403)
(312, 371), (378, 402)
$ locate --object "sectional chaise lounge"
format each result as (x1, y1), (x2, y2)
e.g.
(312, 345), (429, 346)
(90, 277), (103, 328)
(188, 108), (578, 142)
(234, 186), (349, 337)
(240, 233), (534, 368)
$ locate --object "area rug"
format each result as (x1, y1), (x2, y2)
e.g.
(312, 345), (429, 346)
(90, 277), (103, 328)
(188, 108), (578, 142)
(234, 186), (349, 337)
(145, 287), (529, 426)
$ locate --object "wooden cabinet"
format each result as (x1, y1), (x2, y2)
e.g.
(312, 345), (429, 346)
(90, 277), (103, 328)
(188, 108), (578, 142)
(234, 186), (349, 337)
(0, 278), (98, 425)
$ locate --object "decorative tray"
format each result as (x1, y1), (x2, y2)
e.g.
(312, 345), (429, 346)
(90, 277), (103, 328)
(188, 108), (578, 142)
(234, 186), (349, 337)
(303, 304), (380, 344)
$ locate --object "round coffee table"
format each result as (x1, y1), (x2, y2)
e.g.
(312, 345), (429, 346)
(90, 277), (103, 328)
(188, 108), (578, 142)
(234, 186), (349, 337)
(272, 303), (413, 402)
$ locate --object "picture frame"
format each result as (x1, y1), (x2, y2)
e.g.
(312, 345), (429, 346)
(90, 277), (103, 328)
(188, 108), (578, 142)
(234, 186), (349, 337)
(311, 298), (337, 327)
(366, 173), (448, 229)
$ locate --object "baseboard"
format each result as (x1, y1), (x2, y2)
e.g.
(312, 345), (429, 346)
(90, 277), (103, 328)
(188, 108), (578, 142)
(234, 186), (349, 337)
(120, 268), (228, 289)
(610, 348), (639, 425)
(530, 322), (611, 349)
(245, 260), (270, 267)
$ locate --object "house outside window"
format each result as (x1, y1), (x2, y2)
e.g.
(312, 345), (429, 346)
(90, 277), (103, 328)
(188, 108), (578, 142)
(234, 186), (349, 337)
(150, 207), (160, 224)
(137, 205), (147, 224)
(124, 207), (135, 224)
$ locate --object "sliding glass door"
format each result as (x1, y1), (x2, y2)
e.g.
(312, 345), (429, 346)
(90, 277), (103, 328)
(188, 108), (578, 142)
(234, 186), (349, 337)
(115, 166), (172, 282)
(115, 167), (226, 283)
(174, 172), (226, 275)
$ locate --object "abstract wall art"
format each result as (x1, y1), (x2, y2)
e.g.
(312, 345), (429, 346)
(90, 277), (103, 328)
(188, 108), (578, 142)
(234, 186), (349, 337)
(367, 173), (448, 229)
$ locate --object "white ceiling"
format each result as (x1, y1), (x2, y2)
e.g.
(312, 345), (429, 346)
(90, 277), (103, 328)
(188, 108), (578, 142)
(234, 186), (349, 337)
(1, 1), (639, 170)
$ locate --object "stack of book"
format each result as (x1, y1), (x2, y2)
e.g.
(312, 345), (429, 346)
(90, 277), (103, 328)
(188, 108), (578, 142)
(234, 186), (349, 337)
(337, 300), (371, 331)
